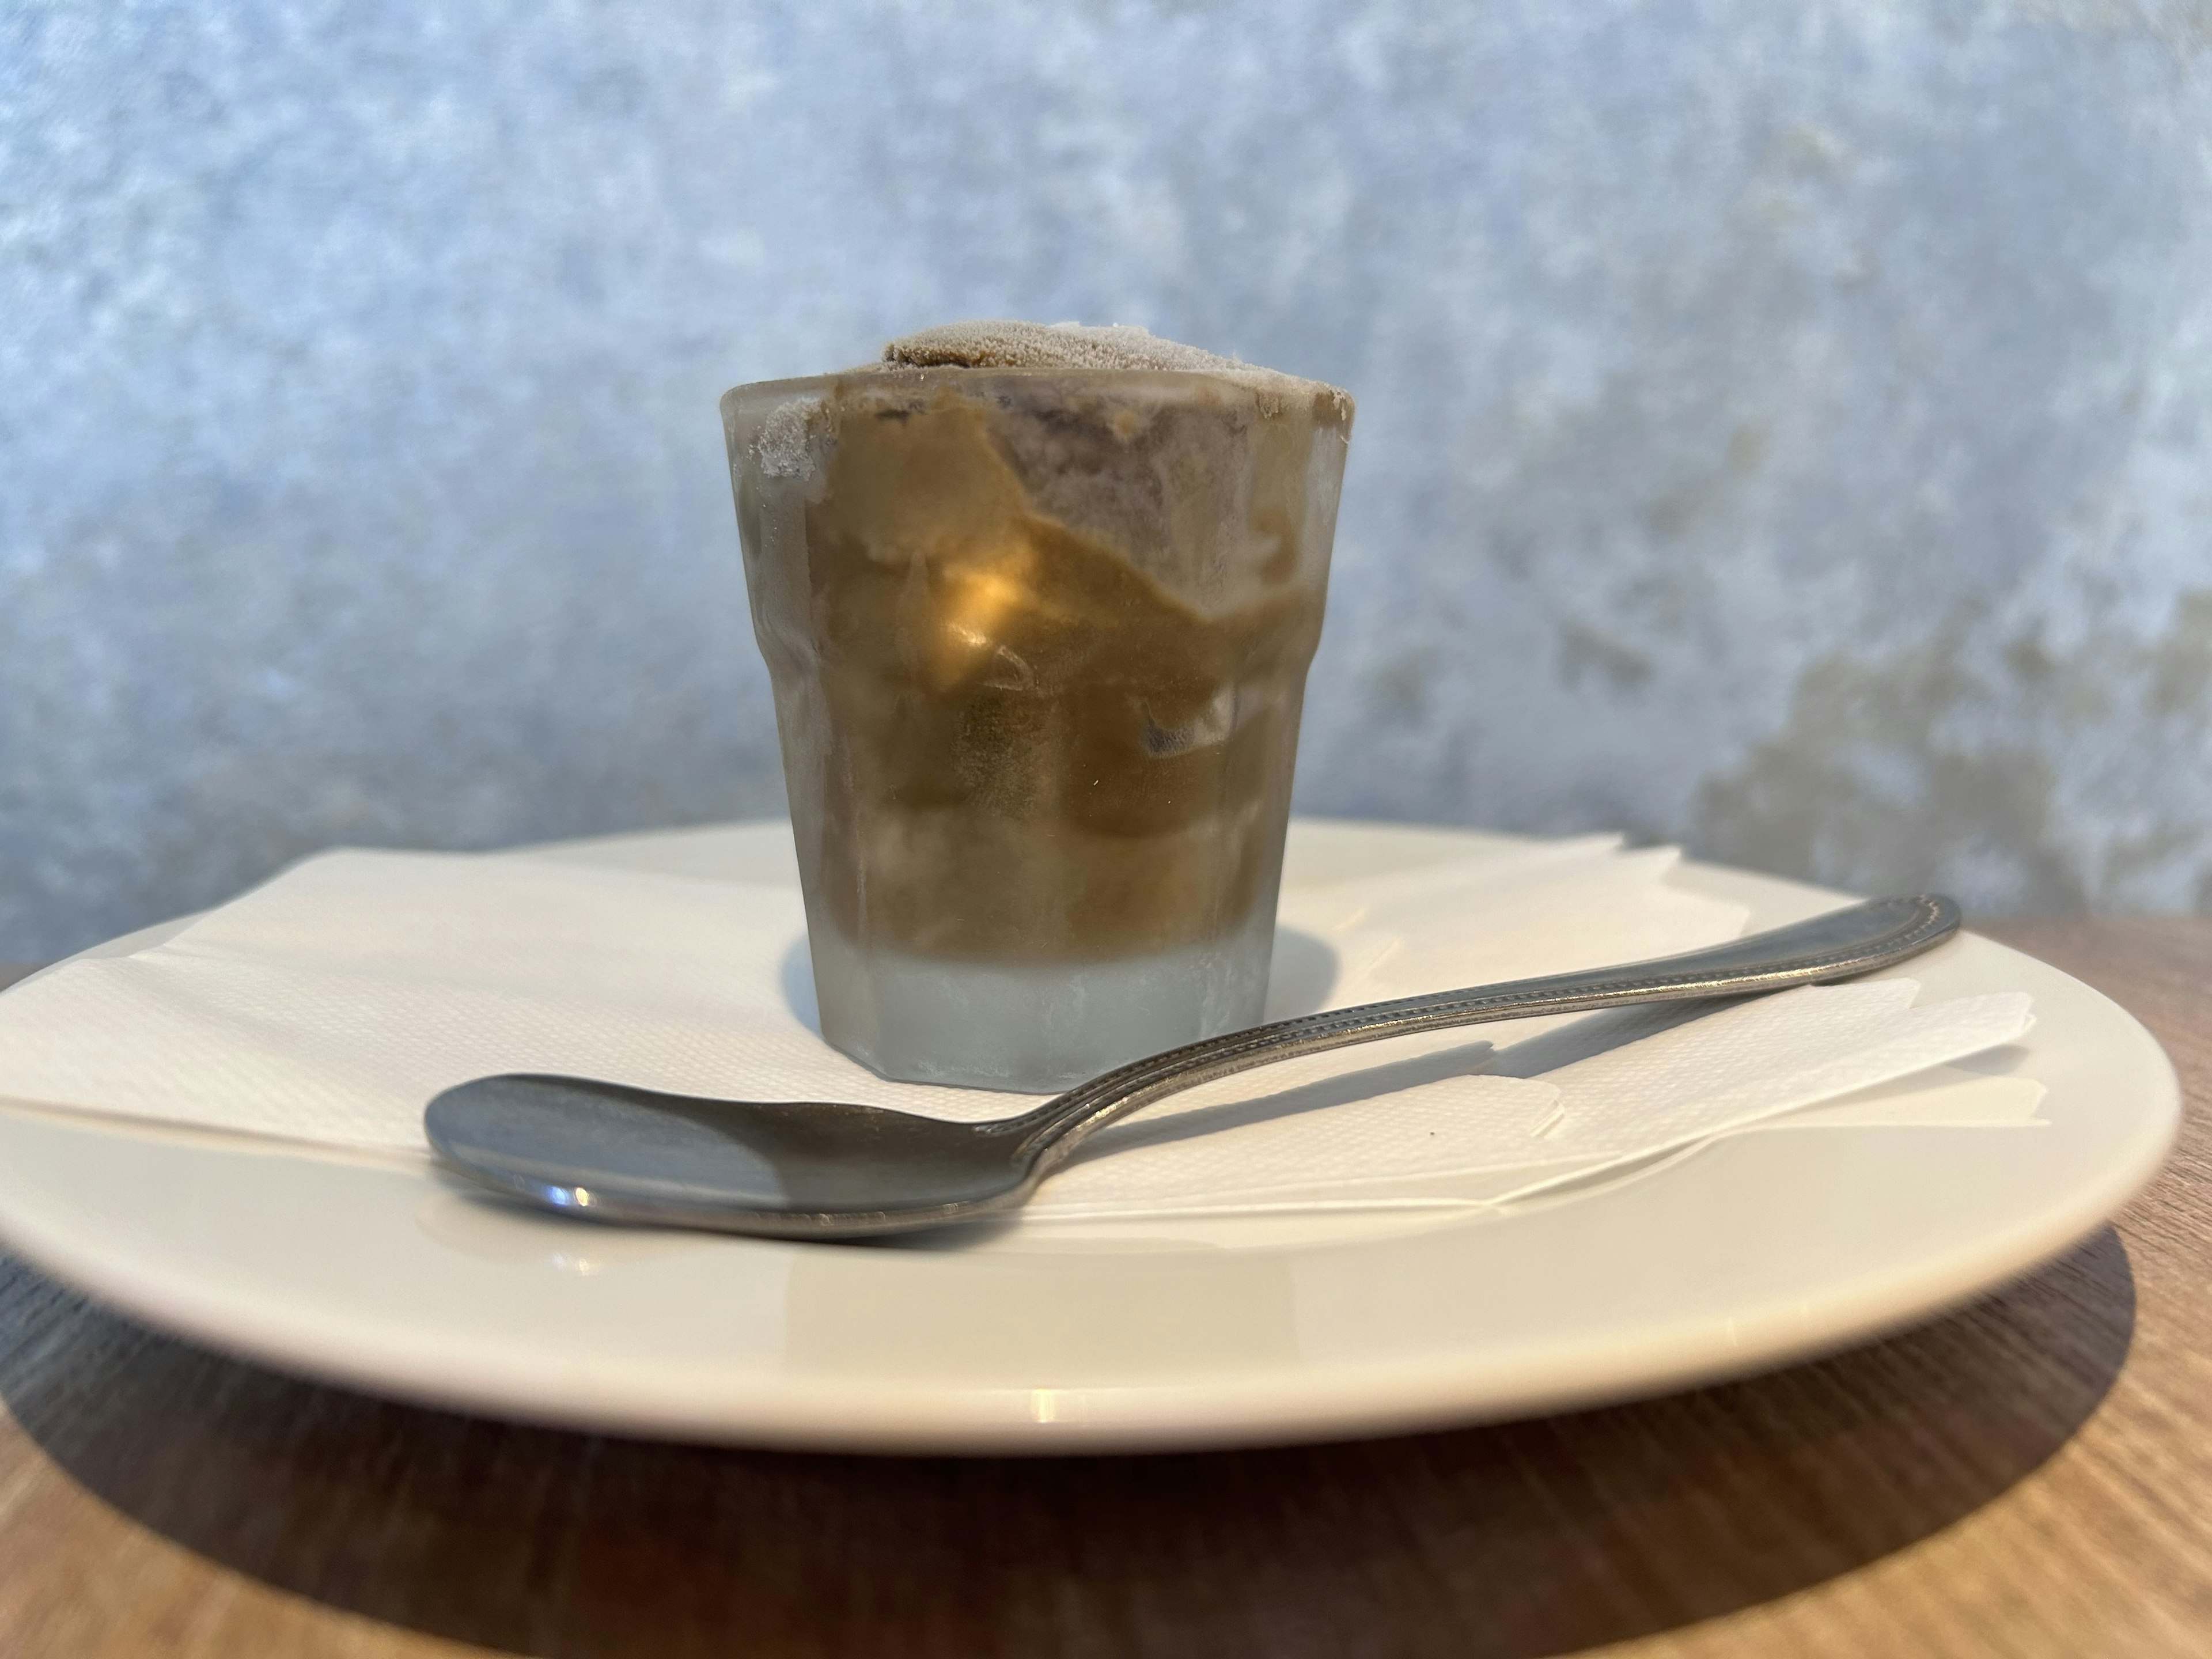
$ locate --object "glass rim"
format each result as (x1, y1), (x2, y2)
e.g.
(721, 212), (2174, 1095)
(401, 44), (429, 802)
(719, 366), (1352, 415)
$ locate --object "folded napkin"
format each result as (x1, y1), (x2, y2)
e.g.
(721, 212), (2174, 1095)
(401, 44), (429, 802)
(0, 834), (2035, 1221)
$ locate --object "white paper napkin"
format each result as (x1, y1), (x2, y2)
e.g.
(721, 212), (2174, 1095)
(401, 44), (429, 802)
(0, 838), (2033, 1219)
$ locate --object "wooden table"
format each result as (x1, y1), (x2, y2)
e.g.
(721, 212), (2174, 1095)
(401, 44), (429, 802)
(1, 918), (2207, 1657)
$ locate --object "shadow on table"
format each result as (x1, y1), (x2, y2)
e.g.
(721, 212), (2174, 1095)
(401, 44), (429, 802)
(5, 1227), (2134, 1659)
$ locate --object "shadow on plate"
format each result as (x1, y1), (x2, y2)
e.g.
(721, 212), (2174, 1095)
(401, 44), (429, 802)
(1060, 994), (1745, 1165)
(1, 1227), (2134, 1658)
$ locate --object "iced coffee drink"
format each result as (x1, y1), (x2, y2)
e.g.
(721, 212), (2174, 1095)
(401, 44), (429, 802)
(722, 321), (1353, 1090)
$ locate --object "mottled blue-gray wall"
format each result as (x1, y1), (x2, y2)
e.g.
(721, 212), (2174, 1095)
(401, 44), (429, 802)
(5, 1), (2211, 959)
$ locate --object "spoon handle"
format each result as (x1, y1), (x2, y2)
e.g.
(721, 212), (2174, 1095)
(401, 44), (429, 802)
(1013, 895), (1961, 1167)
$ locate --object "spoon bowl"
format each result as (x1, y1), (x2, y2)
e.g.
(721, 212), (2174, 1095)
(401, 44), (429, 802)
(430, 1077), (1034, 1229)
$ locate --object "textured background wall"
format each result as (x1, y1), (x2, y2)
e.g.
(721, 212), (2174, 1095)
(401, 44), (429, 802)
(5, 0), (2211, 960)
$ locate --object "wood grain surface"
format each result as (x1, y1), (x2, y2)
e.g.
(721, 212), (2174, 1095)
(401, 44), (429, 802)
(1, 920), (2207, 1658)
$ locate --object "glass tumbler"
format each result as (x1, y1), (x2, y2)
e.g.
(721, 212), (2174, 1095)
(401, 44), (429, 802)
(722, 366), (1352, 1091)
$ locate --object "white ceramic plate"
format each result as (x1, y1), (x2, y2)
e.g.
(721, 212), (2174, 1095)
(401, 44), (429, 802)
(0, 821), (2177, 1453)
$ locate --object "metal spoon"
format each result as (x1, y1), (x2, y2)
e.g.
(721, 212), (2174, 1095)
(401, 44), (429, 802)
(425, 893), (1959, 1240)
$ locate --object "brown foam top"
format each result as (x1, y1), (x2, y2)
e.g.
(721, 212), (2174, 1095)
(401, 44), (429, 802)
(868, 320), (1351, 414)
